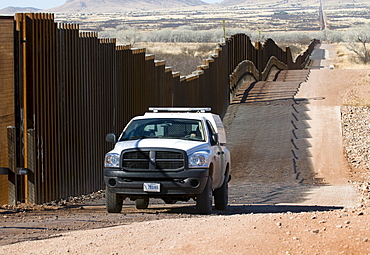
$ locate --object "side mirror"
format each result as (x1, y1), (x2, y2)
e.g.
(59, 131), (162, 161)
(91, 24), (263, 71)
(212, 133), (219, 145)
(17, 168), (30, 175)
(106, 133), (118, 145)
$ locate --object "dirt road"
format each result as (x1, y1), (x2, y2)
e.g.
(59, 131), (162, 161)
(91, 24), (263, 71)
(1, 43), (370, 254)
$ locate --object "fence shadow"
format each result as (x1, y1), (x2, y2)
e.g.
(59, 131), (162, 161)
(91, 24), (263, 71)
(223, 69), (328, 210)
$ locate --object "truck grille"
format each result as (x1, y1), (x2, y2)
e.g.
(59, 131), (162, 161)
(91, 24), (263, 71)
(122, 149), (185, 171)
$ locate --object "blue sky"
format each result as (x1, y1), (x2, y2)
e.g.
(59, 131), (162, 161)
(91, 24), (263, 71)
(0, 0), (221, 10)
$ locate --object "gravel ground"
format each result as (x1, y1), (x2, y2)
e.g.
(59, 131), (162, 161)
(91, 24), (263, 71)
(342, 106), (370, 207)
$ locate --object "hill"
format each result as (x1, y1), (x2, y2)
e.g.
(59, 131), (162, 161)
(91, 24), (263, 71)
(218, 0), (317, 6)
(218, 0), (370, 6)
(47, 0), (208, 13)
(0, 6), (41, 15)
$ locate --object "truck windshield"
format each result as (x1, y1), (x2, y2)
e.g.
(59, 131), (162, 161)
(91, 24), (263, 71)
(120, 118), (205, 141)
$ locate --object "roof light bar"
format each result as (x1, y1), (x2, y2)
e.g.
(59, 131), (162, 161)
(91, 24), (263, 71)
(149, 107), (211, 113)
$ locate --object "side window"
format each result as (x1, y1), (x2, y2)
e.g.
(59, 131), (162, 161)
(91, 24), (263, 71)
(206, 121), (217, 146)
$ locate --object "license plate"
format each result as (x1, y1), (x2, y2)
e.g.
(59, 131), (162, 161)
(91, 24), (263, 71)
(143, 183), (160, 192)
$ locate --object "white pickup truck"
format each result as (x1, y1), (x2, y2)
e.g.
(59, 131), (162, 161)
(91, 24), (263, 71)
(104, 108), (231, 214)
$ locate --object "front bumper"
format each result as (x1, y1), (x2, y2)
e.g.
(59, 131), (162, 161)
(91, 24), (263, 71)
(104, 168), (209, 197)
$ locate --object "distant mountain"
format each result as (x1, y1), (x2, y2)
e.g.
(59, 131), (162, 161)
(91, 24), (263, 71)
(47, 0), (208, 13)
(217, 0), (317, 6)
(0, 6), (41, 15)
(217, 0), (247, 5)
(218, 0), (370, 6)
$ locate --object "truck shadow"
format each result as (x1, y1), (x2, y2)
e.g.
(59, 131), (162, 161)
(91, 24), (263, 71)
(223, 204), (343, 214)
(149, 203), (343, 215)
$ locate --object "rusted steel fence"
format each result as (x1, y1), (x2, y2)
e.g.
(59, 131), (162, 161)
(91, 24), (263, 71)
(0, 17), (16, 206)
(0, 13), (319, 204)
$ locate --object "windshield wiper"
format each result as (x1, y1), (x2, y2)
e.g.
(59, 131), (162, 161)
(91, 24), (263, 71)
(124, 135), (161, 140)
(122, 136), (147, 140)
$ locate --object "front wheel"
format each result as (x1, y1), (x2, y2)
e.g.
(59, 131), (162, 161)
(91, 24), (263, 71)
(196, 177), (212, 214)
(214, 174), (229, 210)
(106, 188), (124, 213)
(163, 199), (177, 204)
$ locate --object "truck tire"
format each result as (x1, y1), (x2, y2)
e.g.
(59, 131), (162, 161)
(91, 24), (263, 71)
(135, 197), (149, 209)
(163, 199), (177, 204)
(214, 174), (229, 210)
(196, 177), (212, 214)
(106, 188), (123, 213)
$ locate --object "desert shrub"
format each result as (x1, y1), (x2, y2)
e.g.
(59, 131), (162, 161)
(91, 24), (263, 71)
(284, 44), (306, 59)
(318, 29), (343, 43)
(142, 28), (222, 43)
(99, 24), (254, 43)
(100, 25), (139, 46)
(256, 31), (317, 44)
(147, 44), (215, 75)
(343, 27), (370, 64)
(149, 51), (202, 75)
(195, 44), (215, 54)
(99, 28), (116, 38)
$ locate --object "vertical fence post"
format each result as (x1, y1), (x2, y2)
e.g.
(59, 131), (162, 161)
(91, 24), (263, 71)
(0, 16), (16, 205)
(27, 129), (35, 203)
(285, 47), (293, 69)
(7, 126), (17, 206)
(256, 41), (263, 81)
(20, 13), (29, 202)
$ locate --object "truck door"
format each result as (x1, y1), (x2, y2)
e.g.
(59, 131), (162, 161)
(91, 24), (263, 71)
(206, 120), (223, 188)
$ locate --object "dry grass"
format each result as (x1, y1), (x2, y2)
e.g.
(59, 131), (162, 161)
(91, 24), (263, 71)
(136, 42), (217, 55)
(331, 43), (370, 106)
(135, 42), (217, 75)
(333, 43), (370, 70)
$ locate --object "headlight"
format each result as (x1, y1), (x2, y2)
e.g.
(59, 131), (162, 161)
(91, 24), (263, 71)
(188, 151), (211, 168)
(105, 153), (120, 167)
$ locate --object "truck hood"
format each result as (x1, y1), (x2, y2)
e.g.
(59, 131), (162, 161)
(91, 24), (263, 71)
(109, 138), (210, 155)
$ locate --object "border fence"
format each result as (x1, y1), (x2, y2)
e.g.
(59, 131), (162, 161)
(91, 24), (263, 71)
(0, 13), (319, 205)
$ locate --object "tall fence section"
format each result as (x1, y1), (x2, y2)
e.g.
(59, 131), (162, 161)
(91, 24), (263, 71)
(0, 13), (319, 205)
